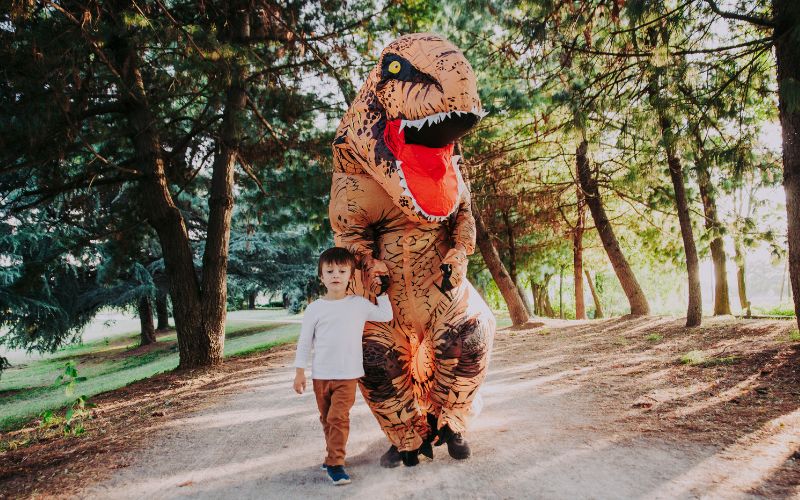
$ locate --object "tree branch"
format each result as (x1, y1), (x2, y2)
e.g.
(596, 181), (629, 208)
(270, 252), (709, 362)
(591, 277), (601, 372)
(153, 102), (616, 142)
(704, 0), (774, 28)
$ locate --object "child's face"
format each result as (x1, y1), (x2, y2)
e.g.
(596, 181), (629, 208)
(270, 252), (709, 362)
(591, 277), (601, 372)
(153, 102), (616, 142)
(320, 262), (353, 294)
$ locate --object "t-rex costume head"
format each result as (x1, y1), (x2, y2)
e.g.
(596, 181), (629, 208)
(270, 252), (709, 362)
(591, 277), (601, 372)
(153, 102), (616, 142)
(334, 33), (487, 222)
(329, 33), (495, 463)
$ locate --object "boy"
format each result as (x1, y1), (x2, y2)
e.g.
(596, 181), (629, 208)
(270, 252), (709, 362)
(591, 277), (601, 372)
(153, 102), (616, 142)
(293, 247), (393, 485)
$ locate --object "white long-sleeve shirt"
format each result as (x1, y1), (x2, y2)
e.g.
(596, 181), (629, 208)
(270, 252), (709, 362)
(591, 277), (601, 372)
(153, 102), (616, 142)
(293, 294), (393, 380)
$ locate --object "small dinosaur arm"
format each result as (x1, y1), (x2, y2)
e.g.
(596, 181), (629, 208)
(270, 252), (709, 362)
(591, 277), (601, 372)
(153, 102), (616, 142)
(329, 33), (496, 453)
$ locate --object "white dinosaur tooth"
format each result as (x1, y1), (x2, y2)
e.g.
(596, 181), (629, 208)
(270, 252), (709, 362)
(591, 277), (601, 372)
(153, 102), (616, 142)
(395, 160), (403, 169)
(472, 107), (489, 118)
(399, 120), (407, 132)
(451, 155), (462, 168)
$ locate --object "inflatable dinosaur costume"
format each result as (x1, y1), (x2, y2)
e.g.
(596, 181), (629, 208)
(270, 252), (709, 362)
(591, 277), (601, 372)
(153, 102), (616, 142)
(329, 33), (496, 466)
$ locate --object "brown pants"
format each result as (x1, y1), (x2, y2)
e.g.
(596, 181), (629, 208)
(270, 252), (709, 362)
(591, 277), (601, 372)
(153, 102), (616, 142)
(313, 379), (358, 466)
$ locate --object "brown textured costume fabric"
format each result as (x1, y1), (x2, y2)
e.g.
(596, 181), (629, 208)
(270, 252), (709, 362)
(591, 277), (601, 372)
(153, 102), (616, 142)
(329, 33), (496, 452)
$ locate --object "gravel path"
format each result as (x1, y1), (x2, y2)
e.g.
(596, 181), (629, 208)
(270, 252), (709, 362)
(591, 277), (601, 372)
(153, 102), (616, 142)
(83, 324), (733, 500)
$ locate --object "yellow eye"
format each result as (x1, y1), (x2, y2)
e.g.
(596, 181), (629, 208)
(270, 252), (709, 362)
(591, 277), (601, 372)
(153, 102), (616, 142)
(388, 60), (401, 74)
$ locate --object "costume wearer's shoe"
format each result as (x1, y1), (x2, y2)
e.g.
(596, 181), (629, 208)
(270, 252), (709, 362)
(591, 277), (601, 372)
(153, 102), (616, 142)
(420, 414), (436, 459)
(326, 465), (351, 485)
(445, 433), (471, 459)
(435, 424), (471, 459)
(380, 445), (401, 468)
(419, 440), (434, 459)
(400, 449), (420, 466)
(320, 464), (329, 470)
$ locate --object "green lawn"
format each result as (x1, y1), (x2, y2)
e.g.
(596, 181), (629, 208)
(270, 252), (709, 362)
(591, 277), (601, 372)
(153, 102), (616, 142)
(0, 320), (301, 431)
(1, 309), (513, 432)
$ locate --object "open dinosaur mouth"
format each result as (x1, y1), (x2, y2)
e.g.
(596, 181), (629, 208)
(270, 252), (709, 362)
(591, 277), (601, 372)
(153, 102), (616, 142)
(384, 109), (486, 219)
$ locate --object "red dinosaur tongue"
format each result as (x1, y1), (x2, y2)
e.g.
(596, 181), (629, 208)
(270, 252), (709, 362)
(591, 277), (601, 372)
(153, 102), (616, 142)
(384, 119), (458, 217)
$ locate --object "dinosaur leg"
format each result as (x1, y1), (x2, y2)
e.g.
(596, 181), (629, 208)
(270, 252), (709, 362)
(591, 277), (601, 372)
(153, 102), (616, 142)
(427, 284), (496, 435)
(360, 319), (429, 452)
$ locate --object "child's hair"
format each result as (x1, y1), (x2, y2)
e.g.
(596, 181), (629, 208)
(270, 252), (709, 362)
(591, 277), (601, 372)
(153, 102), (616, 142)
(317, 247), (356, 277)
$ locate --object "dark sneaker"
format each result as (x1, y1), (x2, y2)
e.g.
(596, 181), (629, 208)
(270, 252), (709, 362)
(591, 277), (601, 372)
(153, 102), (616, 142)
(320, 463), (329, 470)
(380, 445), (401, 468)
(400, 449), (420, 467)
(446, 433), (471, 459)
(326, 465), (351, 485)
(436, 424), (471, 459)
(419, 440), (434, 459)
(421, 413), (437, 459)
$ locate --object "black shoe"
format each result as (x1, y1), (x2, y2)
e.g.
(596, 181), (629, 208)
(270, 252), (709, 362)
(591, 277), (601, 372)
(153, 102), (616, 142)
(380, 445), (401, 468)
(446, 432), (471, 459)
(422, 413), (437, 459)
(400, 449), (420, 466)
(419, 439), (433, 459)
(436, 424), (471, 459)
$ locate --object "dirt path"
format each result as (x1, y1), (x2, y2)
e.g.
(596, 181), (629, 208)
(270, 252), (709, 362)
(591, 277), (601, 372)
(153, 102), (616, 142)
(79, 316), (800, 499)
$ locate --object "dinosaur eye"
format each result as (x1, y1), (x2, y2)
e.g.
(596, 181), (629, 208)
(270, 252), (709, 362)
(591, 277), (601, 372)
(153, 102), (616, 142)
(380, 54), (440, 89)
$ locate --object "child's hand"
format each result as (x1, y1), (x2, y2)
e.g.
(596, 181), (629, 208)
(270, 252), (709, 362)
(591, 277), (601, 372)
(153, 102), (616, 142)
(293, 369), (307, 394)
(365, 258), (389, 296)
(441, 248), (467, 289)
(372, 274), (390, 295)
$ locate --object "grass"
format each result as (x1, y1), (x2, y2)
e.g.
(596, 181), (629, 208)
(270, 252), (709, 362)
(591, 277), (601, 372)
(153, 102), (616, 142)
(679, 350), (739, 367)
(679, 350), (706, 365)
(645, 333), (663, 342)
(789, 329), (800, 342)
(752, 304), (796, 317)
(0, 319), (301, 432)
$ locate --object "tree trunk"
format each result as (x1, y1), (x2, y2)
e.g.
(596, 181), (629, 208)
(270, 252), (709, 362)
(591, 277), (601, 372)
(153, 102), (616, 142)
(502, 209), (533, 315)
(576, 140), (650, 315)
(108, 28), (209, 368)
(138, 296), (157, 345)
(559, 265), (565, 319)
(532, 274), (556, 318)
(474, 205), (530, 326)
(198, 62), (246, 364)
(734, 240), (751, 315)
(248, 291), (257, 310)
(531, 279), (540, 316)
(156, 289), (170, 330)
(693, 128), (733, 315)
(573, 181), (587, 319)
(110, 9), (247, 367)
(541, 275), (555, 317)
(585, 269), (604, 318)
(516, 282), (534, 315)
(774, 0), (800, 331)
(656, 106), (703, 327)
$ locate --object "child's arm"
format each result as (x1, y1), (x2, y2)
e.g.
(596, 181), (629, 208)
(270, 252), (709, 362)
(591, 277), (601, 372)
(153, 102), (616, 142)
(365, 294), (393, 322)
(292, 304), (316, 394)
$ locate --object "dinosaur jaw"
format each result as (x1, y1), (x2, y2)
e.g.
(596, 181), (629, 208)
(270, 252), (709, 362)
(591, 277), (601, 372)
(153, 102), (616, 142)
(384, 119), (460, 220)
(383, 109), (485, 220)
(400, 108), (486, 148)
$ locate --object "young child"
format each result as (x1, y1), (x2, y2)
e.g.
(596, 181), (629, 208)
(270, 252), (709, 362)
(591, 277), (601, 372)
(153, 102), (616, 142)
(293, 247), (393, 485)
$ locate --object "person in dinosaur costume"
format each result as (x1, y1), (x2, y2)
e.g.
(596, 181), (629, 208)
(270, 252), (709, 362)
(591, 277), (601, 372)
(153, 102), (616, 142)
(329, 33), (496, 467)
